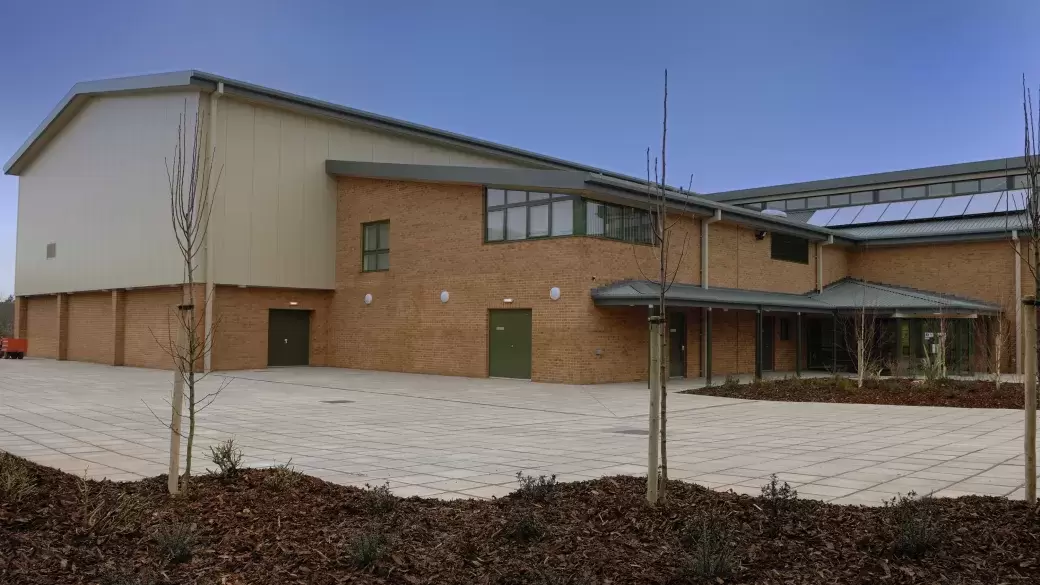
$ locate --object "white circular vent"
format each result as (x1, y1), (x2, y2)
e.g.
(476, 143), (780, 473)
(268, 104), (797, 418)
(761, 208), (788, 218)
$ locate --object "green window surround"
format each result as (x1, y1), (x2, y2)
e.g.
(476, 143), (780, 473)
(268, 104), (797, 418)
(362, 220), (390, 272)
(484, 188), (652, 245)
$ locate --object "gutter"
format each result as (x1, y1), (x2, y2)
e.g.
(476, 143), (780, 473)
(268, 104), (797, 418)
(817, 235), (834, 293)
(203, 81), (224, 373)
(701, 209), (722, 289)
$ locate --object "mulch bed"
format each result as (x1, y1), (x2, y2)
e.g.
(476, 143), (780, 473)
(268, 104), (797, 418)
(3, 454), (1040, 584)
(681, 377), (1026, 409)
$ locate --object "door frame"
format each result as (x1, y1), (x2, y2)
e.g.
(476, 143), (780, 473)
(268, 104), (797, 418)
(267, 308), (312, 367)
(487, 308), (533, 380)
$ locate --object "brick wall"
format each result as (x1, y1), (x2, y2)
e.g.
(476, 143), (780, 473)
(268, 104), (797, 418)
(708, 222), (819, 293)
(849, 241), (1020, 372)
(822, 245), (848, 288)
(67, 291), (113, 364)
(331, 178), (856, 383)
(123, 287), (184, 369)
(333, 178), (713, 383)
(212, 286), (333, 370)
(25, 296), (57, 358)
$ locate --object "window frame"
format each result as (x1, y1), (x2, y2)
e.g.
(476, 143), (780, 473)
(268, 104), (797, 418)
(770, 232), (810, 265)
(483, 188), (652, 246)
(361, 220), (390, 272)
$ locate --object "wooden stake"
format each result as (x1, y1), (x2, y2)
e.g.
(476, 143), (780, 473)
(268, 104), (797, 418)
(647, 314), (662, 504)
(1024, 296), (1036, 505)
(167, 311), (188, 495)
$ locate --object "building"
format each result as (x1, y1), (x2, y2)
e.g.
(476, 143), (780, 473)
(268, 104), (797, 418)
(3, 71), (1030, 383)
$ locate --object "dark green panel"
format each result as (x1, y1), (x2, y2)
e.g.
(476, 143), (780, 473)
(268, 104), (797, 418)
(489, 310), (532, 379)
(668, 312), (686, 378)
(268, 309), (310, 367)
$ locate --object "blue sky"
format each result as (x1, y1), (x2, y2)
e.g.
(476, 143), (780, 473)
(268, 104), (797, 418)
(2, 0), (1039, 295)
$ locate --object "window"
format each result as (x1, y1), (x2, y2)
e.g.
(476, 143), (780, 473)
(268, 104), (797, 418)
(765, 200), (785, 210)
(484, 189), (649, 244)
(878, 188), (902, 202)
(954, 180), (979, 194)
(745, 202), (763, 210)
(587, 201), (653, 244)
(807, 196), (828, 209)
(779, 318), (791, 341)
(927, 182), (952, 197)
(551, 199), (574, 236)
(362, 221), (389, 271)
(902, 185), (927, 200)
(980, 177), (1008, 192)
(771, 233), (809, 264)
(849, 191), (874, 204)
(785, 198), (806, 210)
(829, 193), (850, 206)
(1014, 175), (1030, 190)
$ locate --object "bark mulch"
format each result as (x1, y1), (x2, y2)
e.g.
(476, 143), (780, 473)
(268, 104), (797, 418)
(3, 453), (1040, 584)
(680, 376), (1025, 409)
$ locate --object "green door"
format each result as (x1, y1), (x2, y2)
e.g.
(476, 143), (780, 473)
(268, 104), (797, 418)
(268, 309), (310, 367)
(489, 310), (532, 379)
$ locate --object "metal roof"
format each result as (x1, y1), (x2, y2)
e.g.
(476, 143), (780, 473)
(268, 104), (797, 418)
(590, 280), (834, 312)
(3, 70), (1025, 248)
(705, 157), (1026, 203)
(810, 278), (998, 313)
(592, 278), (999, 314)
(835, 213), (1029, 242)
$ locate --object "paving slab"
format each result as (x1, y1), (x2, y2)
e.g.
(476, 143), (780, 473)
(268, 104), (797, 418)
(1, 359), (1038, 505)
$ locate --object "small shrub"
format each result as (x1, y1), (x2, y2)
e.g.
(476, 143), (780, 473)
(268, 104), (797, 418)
(363, 481), (396, 513)
(154, 521), (195, 563)
(683, 514), (736, 579)
(264, 459), (303, 491)
(515, 471), (558, 501)
(760, 474), (798, 537)
(0, 452), (36, 503)
(348, 531), (387, 568)
(507, 513), (546, 543)
(885, 492), (940, 559)
(208, 437), (244, 479)
(721, 374), (742, 390)
(77, 472), (145, 534)
(832, 374), (855, 391)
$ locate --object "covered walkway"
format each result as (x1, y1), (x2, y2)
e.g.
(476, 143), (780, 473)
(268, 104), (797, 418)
(592, 278), (1002, 383)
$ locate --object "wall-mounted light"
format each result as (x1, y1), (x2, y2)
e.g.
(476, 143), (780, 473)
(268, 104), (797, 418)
(503, 298), (514, 304)
(364, 293), (373, 305)
(289, 301), (299, 306)
(440, 291), (449, 303)
(549, 287), (561, 301)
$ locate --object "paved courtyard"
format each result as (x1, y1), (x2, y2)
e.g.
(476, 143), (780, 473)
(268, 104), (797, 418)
(0, 359), (1036, 505)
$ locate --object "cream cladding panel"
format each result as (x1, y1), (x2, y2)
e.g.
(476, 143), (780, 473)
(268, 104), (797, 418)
(210, 97), (524, 289)
(15, 92), (201, 295)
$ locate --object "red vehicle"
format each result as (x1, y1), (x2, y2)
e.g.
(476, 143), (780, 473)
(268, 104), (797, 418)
(1, 337), (27, 359)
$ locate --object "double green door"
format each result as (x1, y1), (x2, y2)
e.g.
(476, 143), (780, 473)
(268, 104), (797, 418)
(489, 310), (532, 379)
